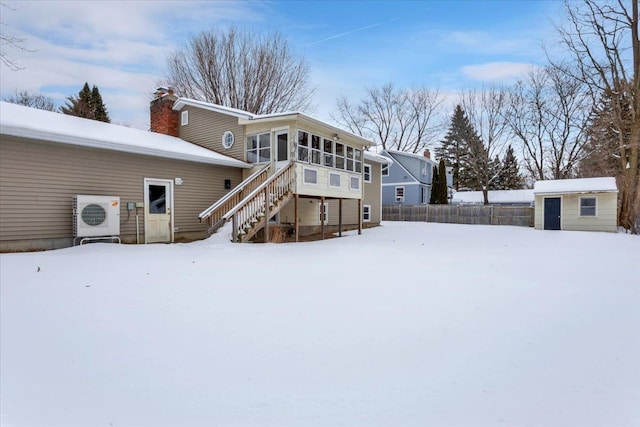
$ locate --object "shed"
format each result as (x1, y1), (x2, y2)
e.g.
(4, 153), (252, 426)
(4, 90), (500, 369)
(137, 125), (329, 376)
(533, 177), (618, 232)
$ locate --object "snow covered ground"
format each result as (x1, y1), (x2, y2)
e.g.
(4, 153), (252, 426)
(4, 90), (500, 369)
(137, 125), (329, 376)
(1, 222), (639, 427)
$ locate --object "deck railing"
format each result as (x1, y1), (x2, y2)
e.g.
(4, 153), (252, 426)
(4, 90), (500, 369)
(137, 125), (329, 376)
(199, 163), (271, 235)
(223, 161), (295, 242)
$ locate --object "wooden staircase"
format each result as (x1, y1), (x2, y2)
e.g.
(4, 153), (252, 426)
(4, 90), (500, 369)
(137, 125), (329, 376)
(199, 161), (295, 243)
(199, 164), (271, 235)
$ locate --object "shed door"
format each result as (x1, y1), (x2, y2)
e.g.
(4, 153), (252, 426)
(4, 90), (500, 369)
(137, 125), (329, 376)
(544, 197), (561, 230)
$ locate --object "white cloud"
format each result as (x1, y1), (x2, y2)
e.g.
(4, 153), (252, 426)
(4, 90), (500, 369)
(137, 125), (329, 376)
(0, 0), (265, 129)
(461, 62), (534, 82)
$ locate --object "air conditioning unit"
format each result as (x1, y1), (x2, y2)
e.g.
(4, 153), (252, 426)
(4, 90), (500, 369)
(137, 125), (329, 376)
(73, 195), (120, 237)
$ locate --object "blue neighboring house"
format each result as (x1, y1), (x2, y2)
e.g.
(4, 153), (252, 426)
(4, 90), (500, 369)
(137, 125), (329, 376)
(379, 149), (452, 205)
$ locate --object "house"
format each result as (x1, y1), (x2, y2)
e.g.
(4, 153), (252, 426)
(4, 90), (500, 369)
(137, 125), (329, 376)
(0, 91), (388, 251)
(452, 189), (534, 206)
(379, 149), (452, 205)
(533, 177), (618, 232)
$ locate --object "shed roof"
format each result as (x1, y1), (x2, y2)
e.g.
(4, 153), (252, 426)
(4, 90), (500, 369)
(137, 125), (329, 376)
(533, 177), (618, 194)
(0, 101), (250, 168)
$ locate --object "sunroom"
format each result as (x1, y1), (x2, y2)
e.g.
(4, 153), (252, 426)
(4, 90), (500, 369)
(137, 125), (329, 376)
(234, 113), (375, 241)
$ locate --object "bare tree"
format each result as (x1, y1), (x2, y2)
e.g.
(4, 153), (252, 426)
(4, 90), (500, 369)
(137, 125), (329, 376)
(461, 86), (510, 204)
(166, 27), (314, 115)
(333, 83), (444, 153)
(555, 0), (639, 233)
(0, 2), (30, 71)
(3, 90), (55, 111)
(504, 65), (592, 181)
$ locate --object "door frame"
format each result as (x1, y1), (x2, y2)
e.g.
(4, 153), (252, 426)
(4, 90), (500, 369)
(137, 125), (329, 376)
(273, 127), (290, 170)
(143, 178), (175, 243)
(543, 196), (562, 230)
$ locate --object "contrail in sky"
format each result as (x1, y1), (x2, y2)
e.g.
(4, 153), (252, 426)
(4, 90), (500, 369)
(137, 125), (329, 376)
(307, 17), (400, 46)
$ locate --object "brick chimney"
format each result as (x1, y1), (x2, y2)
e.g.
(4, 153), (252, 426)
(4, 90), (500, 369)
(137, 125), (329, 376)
(150, 87), (179, 137)
(423, 149), (431, 159)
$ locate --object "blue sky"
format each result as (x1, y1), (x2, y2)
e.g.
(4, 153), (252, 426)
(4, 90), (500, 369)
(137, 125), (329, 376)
(0, 1), (563, 130)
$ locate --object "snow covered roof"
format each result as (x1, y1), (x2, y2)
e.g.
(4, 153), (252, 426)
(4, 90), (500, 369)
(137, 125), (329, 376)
(533, 177), (618, 194)
(173, 97), (374, 147)
(172, 98), (255, 120)
(384, 149), (438, 164)
(452, 189), (534, 205)
(364, 151), (393, 164)
(0, 102), (250, 168)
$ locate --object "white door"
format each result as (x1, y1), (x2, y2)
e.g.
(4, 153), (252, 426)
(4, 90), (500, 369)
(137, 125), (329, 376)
(144, 179), (173, 243)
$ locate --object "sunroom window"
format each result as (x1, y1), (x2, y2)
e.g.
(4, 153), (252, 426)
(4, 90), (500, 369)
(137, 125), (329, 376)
(246, 132), (270, 164)
(323, 138), (334, 167)
(335, 142), (345, 169)
(297, 130), (309, 162)
(311, 135), (322, 165)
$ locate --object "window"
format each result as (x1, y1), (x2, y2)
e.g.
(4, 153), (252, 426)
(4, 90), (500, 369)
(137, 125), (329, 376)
(320, 202), (328, 223)
(382, 163), (389, 176)
(580, 197), (597, 216)
(329, 172), (341, 188)
(323, 138), (334, 167)
(181, 110), (188, 126)
(395, 186), (405, 202)
(346, 146), (354, 171)
(335, 142), (345, 169)
(311, 135), (322, 165)
(363, 205), (371, 222)
(420, 187), (427, 204)
(297, 130), (309, 162)
(303, 168), (318, 184)
(222, 131), (234, 149)
(350, 176), (360, 191)
(246, 132), (270, 164)
(364, 164), (372, 183)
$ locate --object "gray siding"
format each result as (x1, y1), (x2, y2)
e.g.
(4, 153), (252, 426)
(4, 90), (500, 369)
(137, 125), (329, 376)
(382, 183), (430, 205)
(384, 151), (436, 184)
(177, 107), (245, 162)
(0, 136), (243, 250)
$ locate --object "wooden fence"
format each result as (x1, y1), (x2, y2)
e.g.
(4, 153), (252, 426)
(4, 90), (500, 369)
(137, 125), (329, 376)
(382, 205), (535, 227)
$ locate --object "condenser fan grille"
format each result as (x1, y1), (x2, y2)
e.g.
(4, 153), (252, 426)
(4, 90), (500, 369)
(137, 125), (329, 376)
(81, 203), (107, 226)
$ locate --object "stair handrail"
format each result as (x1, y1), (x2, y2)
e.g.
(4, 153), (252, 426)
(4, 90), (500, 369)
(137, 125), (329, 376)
(223, 161), (295, 242)
(222, 161), (294, 221)
(199, 163), (270, 220)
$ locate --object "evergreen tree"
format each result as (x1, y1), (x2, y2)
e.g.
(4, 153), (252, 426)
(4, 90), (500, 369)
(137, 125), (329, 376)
(91, 85), (110, 122)
(459, 124), (488, 193)
(497, 145), (525, 189)
(438, 158), (449, 204)
(489, 155), (503, 190)
(60, 82), (110, 122)
(429, 165), (439, 204)
(436, 105), (468, 191)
